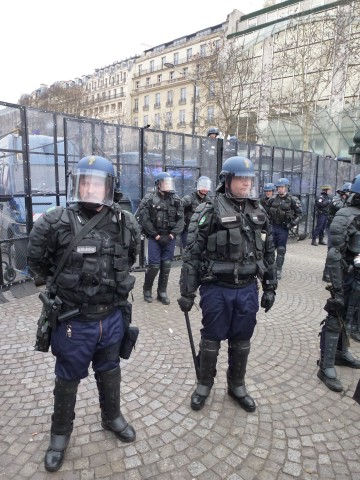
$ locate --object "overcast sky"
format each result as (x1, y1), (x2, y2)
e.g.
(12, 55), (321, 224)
(1, 0), (267, 104)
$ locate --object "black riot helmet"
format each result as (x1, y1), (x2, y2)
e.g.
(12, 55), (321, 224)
(217, 156), (257, 199)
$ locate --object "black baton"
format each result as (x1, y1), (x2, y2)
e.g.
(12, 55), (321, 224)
(184, 311), (199, 380)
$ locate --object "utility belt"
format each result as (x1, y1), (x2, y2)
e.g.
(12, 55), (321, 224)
(201, 260), (258, 287)
(59, 302), (116, 320)
(213, 275), (257, 288)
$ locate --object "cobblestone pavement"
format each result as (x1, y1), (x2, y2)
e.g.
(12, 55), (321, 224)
(1, 239), (360, 480)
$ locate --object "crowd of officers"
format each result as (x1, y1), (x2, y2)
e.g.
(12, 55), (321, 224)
(26, 144), (360, 472)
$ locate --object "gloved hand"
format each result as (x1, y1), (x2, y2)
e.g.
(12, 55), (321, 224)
(261, 289), (276, 312)
(177, 294), (195, 312)
(158, 235), (170, 246)
(324, 292), (345, 316)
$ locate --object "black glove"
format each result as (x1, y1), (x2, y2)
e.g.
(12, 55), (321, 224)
(158, 235), (170, 246)
(324, 293), (345, 316)
(261, 290), (276, 313)
(177, 294), (195, 312)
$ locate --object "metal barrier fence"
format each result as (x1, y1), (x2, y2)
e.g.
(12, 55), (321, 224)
(1, 101), (359, 291)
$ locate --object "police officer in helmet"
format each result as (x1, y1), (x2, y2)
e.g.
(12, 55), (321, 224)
(137, 171), (184, 305)
(178, 156), (277, 412)
(317, 174), (360, 392)
(181, 176), (212, 248)
(265, 178), (302, 279)
(27, 156), (141, 472)
(311, 184), (333, 246)
(260, 182), (276, 208)
(207, 127), (220, 138)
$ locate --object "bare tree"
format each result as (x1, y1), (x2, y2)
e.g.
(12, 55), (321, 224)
(194, 38), (262, 140)
(22, 83), (86, 116)
(262, 0), (360, 152)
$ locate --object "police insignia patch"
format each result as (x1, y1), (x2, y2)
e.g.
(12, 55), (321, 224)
(199, 215), (206, 225)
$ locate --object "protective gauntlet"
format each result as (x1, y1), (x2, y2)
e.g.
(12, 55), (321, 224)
(177, 294), (195, 312)
(261, 290), (276, 313)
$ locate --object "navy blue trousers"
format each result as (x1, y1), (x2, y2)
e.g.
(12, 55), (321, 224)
(148, 237), (176, 264)
(51, 308), (125, 381)
(199, 282), (258, 342)
(312, 213), (329, 241)
(272, 224), (289, 249)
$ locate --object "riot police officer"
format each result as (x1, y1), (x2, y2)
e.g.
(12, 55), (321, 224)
(328, 182), (352, 225)
(207, 127), (220, 139)
(177, 156), (277, 412)
(265, 178), (302, 279)
(137, 172), (184, 305)
(322, 182), (352, 282)
(260, 182), (276, 208)
(311, 184), (333, 246)
(181, 176), (212, 248)
(27, 156), (141, 472)
(317, 175), (360, 392)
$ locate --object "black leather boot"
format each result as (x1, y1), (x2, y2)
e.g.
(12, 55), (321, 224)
(227, 340), (256, 412)
(335, 330), (360, 368)
(317, 327), (343, 392)
(157, 260), (171, 305)
(311, 239), (318, 246)
(191, 339), (220, 411)
(143, 265), (160, 303)
(351, 313), (360, 343)
(276, 247), (285, 279)
(44, 378), (79, 472)
(318, 237), (327, 245)
(95, 367), (136, 443)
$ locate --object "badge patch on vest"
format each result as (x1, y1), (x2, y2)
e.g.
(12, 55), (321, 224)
(76, 246), (97, 254)
(199, 215), (206, 226)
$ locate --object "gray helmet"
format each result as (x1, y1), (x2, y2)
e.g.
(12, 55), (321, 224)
(337, 182), (352, 194)
(196, 176), (212, 192)
(154, 171), (175, 192)
(207, 127), (220, 137)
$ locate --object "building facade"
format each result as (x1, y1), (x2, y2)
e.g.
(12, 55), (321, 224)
(19, 1), (359, 157)
(228, 0), (360, 157)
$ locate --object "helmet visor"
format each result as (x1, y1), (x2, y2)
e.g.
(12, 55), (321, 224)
(225, 174), (258, 199)
(158, 177), (175, 193)
(67, 169), (115, 206)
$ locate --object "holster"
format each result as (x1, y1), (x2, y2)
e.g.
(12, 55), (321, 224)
(119, 326), (140, 359)
(119, 302), (140, 359)
(34, 304), (52, 352)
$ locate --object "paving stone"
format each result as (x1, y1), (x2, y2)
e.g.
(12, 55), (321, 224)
(1, 241), (360, 478)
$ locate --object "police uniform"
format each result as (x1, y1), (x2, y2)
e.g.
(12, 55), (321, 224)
(138, 174), (184, 305)
(181, 180), (212, 248)
(265, 183), (302, 279)
(178, 156), (277, 412)
(27, 156), (141, 472)
(312, 187), (333, 246)
(318, 182), (360, 392)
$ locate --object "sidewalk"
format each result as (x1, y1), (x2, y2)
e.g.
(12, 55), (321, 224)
(1, 239), (359, 480)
